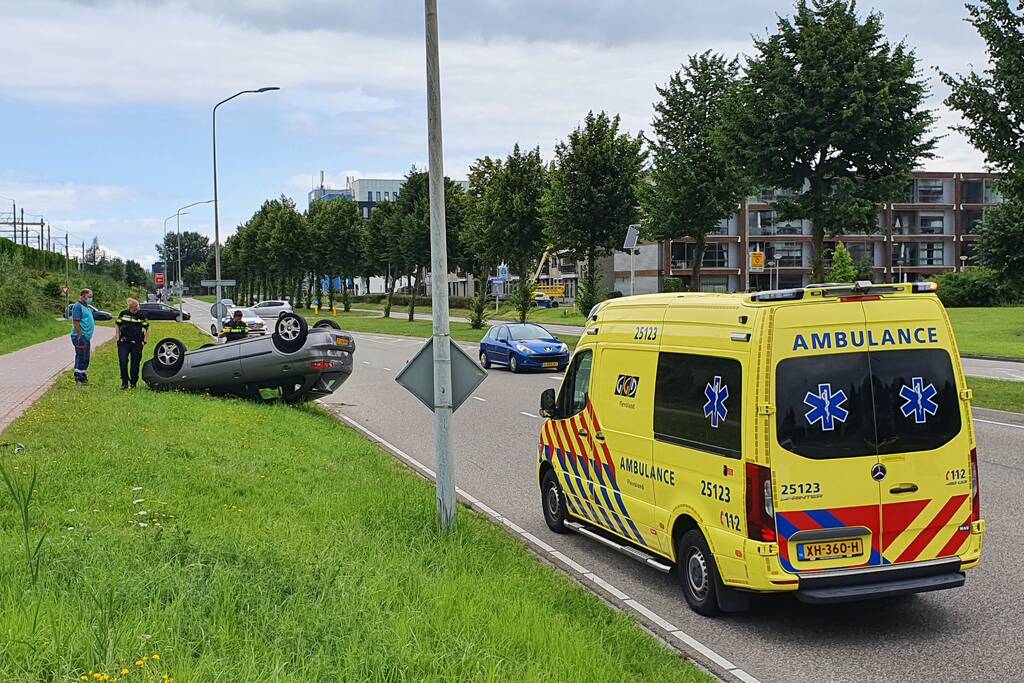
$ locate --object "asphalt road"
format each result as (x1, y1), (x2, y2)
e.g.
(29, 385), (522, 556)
(316, 331), (1024, 683)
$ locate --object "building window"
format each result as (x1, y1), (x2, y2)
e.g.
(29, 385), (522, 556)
(699, 276), (730, 293)
(962, 209), (984, 234)
(384, 191), (390, 201)
(893, 210), (944, 235)
(376, 191), (382, 201)
(962, 179), (984, 204)
(768, 242), (803, 267)
(672, 243), (728, 269)
(961, 242), (976, 267)
(710, 219), (730, 236)
(893, 242), (944, 267)
(844, 242), (873, 264)
(914, 179), (945, 203)
(748, 210), (803, 236)
(362, 206), (369, 218)
(654, 352), (742, 458)
(393, 190), (399, 200)
(366, 190), (373, 201)
(919, 213), (944, 234)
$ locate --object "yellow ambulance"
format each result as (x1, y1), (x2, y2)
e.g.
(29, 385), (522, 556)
(537, 281), (984, 615)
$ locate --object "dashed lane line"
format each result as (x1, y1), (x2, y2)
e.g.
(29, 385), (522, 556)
(332, 410), (761, 683)
(519, 411), (541, 419)
(975, 417), (1024, 430)
(472, 396), (487, 402)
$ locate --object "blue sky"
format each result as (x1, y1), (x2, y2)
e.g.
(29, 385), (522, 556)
(0, 0), (992, 266)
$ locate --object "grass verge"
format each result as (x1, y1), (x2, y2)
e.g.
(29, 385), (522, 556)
(947, 307), (1024, 360)
(0, 314), (71, 356)
(968, 376), (1024, 414)
(0, 321), (705, 681)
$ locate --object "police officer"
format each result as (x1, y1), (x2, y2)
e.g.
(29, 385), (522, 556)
(219, 309), (249, 342)
(115, 297), (150, 389)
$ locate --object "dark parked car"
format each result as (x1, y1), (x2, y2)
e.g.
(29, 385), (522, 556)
(139, 302), (191, 321)
(142, 313), (354, 403)
(478, 323), (569, 373)
(64, 303), (112, 321)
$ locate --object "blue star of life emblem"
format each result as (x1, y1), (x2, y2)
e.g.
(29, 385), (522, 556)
(899, 376), (939, 424)
(703, 375), (729, 428)
(804, 383), (849, 431)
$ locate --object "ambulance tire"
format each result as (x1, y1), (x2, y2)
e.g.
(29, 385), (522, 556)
(541, 469), (569, 533)
(679, 529), (733, 617)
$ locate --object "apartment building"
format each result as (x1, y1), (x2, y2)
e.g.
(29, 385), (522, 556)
(613, 170), (1002, 293)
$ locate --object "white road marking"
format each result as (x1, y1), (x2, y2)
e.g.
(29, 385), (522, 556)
(549, 376), (563, 382)
(975, 417), (1024, 431)
(520, 411), (541, 419)
(472, 396), (487, 402)
(382, 367), (393, 372)
(333, 411), (761, 683)
(361, 361), (371, 365)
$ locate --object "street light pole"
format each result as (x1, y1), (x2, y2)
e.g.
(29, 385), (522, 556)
(162, 214), (176, 302)
(174, 199), (215, 320)
(212, 86), (279, 330)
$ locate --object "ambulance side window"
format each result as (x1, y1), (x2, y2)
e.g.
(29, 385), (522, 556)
(558, 350), (593, 418)
(654, 353), (743, 458)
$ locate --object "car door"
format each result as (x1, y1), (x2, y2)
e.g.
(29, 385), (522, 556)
(495, 326), (511, 364)
(180, 342), (241, 390)
(481, 328), (496, 361)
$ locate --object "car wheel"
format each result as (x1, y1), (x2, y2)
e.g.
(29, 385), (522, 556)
(273, 312), (308, 353)
(313, 319), (341, 330)
(479, 350), (491, 369)
(509, 355), (520, 373)
(210, 324), (217, 335)
(541, 469), (569, 533)
(152, 338), (186, 378)
(678, 529), (723, 616)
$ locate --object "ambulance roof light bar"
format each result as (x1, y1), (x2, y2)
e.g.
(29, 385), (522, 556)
(749, 288), (805, 302)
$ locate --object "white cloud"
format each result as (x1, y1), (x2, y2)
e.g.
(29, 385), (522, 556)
(0, 173), (136, 215)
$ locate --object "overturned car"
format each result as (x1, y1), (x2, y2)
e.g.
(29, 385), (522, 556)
(142, 313), (354, 403)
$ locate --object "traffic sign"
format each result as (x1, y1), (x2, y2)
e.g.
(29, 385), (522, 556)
(201, 279), (236, 287)
(396, 338), (487, 413)
(60, 285), (68, 295)
(749, 251), (766, 273)
(211, 302), (229, 319)
(155, 273), (165, 285)
(496, 264), (509, 282)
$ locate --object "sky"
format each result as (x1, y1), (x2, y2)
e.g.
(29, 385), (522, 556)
(0, 0), (993, 267)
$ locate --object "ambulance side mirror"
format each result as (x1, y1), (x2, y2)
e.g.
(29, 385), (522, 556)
(540, 388), (557, 418)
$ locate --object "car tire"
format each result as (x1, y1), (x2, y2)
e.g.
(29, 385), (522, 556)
(678, 529), (731, 617)
(541, 469), (569, 533)
(509, 355), (520, 373)
(210, 324), (217, 335)
(313, 319), (341, 330)
(273, 312), (308, 353)
(551, 301), (559, 308)
(479, 350), (491, 369)
(152, 338), (186, 378)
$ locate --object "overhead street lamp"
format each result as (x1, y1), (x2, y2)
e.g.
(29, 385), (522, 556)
(174, 199), (215, 320)
(162, 213), (177, 302)
(212, 86), (280, 329)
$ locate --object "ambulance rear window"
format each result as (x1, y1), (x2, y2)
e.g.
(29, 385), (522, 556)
(776, 349), (961, 459)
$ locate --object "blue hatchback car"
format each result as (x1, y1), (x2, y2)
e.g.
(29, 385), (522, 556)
(478, 323), (569, 373)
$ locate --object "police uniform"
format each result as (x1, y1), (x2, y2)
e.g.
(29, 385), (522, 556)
(115, 308), (150, 388)
(223, 318), (249, 342)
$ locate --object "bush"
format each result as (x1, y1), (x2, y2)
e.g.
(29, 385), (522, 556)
(0, 253), (41, 320)
(662, 277), (685, 292)
(606, 290), (624, 299)
(934, 268), (1008, 308)
(468, 291), (489, 329)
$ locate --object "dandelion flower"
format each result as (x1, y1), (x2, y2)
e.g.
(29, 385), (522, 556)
(120, 669), (130, 675)
(135, 659), (145, 667)
(151, 654), (160, 661)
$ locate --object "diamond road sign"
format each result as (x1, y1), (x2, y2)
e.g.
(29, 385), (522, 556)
(395, 338), (488, 412)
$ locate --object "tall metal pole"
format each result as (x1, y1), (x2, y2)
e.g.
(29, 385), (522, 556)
(424, 0), (456, 530)
(176, 211), (185, 319)
(64, 233), (70, 313)
(629, 248), (635, 296)
(212, 87), (279, 330)
(162, 214), (175, 302)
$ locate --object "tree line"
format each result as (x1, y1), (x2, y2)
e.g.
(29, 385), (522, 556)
(219, 0), (1024, 315)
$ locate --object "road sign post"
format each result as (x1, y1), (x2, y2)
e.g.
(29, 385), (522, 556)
(424, 0), (457, 530)
(201, 279), (237, 331)
(624, 224), (640, 296)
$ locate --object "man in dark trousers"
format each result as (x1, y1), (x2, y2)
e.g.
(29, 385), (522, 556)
(114, 297), (151, 389)
(219, 309), (249, 342)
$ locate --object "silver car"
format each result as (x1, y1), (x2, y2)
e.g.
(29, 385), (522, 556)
(142, 313), (355, 403)
(252, 300), (293, 318)
(211, 308), (266, 336)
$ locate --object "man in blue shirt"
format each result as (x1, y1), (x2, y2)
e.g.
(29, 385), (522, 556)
(70, 288), (96, 384)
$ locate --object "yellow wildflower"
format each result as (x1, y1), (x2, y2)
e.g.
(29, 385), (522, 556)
(151, 654), (160, 661)
(120, 669), (130, 675)
(135, 659), (145, 667)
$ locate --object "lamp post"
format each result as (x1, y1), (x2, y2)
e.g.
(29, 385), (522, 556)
(212, 87), (280, 331)
(766, 260), (776, 290)
(960, 254), (969, 272)
(175, 199), (215, 320)
(162, 214), (176, 302)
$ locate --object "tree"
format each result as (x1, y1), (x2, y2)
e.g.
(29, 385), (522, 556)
(828, 241), (858, 282)
(125, 259), (148, 288)
(311, 197), (361, 309)
(544, 111), (646, 314)
(726, 0), (936, 283)
(155, 231), (212, 288)
(362, 200), (404, 317)
(641, 52), (751, 291)
(467, 145), (548, 322)
(942, 0), (1024, 202)
(976, 199), (1024, 297)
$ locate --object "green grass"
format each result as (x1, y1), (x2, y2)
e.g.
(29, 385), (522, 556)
(494, 305), (586, 327)
(968, 376), (1024, 414)
(947, 307), (1024, 360)
(0, 314), (71, 356)
(0, 321), (704, 682)
(191, 294), (216, 304)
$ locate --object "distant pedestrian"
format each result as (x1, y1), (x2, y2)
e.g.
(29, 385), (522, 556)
(115, 297), (151, 389)
(70, 288), (95, 384)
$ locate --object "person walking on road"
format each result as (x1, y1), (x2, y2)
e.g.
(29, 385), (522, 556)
(70, 288), (95, 384)
(114, 297), (151, 389)
(219, 309), (249, 342)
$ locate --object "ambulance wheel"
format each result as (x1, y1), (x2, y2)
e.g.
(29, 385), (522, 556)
(273, 313), (308, 353)
(678, 530), (723, 616)
(479, 350), (491, 369)
(152, 338), (186, 378)
(541, 469), (568, 534)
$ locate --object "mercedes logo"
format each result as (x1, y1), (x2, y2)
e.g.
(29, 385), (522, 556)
(871, 463), (887, 481)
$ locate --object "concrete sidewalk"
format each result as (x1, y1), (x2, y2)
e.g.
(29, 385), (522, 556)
(0, 328), (115, 433)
